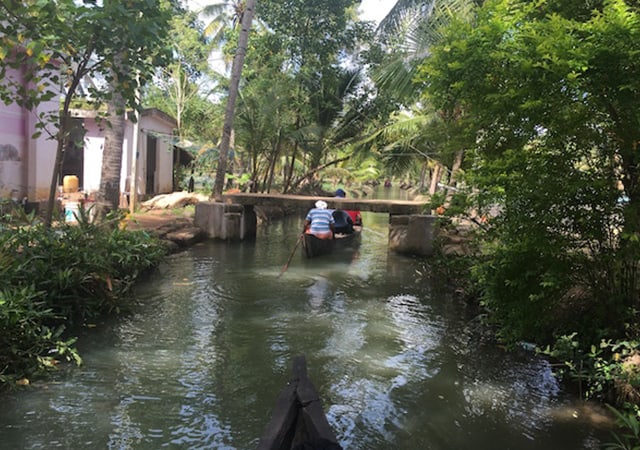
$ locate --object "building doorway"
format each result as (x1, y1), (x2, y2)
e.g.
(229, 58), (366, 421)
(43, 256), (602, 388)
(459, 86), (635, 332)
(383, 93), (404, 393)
(61, 118), (85, 189)
(145, 135), (157, 195)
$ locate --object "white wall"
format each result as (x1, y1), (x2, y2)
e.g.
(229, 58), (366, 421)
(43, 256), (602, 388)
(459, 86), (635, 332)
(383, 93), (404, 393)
(82, 108), (176, 198)
(83, 136), (104, 193)
(136, 109), (176, 195)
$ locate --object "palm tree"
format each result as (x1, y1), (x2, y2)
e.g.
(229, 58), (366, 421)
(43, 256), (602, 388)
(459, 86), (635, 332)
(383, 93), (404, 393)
(96, 61), (127, 218)
(155, 11), (216, 141)
(369, 0), (477, 191)
(200, 0), (262, 70)
(201, 0), (245, 43)
(212, 0), (255, 199)
(376, 0), (476, 100)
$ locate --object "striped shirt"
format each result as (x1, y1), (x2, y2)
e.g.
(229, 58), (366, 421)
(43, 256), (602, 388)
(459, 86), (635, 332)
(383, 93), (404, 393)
(305, 208), (335, 234)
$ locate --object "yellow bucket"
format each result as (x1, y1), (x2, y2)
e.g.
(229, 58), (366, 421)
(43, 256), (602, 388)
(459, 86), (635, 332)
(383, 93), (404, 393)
(63, 175), (79, 193)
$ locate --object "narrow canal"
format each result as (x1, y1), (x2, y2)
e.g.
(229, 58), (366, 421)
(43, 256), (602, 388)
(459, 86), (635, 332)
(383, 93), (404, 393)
(0, 210), (609, 449)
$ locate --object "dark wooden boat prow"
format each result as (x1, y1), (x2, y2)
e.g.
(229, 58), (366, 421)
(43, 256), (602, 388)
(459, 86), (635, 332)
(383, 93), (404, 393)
(257, 355), (343, 450)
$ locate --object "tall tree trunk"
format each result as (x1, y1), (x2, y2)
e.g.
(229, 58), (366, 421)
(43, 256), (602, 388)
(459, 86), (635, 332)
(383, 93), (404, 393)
(444, 149), (464, 207)
(45, 119), (70, 228)
(96, 73), (126, 220)
(428, 163), (442, 196)
(419, 160), (428, 190)
(212, 0), (255, 200)
(266, 133), (282, 193)
(44, 77), (83, 227)
(284, 142), (299, 193)
(283, 113), (301, 193)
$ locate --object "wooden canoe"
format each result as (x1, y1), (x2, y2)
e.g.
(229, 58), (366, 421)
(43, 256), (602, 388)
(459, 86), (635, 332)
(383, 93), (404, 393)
(257, 355), (342, 450)
(302, 226), (362, 259)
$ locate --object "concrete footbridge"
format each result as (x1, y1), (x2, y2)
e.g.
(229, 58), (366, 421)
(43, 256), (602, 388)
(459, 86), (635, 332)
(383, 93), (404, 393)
(194, 193), (437, 256)
(220, 192), (429, 215)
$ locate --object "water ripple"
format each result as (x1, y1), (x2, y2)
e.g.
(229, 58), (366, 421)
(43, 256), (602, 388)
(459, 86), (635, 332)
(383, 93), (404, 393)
(0, 221), (609, 450)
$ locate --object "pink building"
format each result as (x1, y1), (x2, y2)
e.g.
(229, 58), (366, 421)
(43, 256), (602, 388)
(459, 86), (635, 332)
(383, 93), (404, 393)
(0, 67), (59, 204)
(0, 67), (181, 210)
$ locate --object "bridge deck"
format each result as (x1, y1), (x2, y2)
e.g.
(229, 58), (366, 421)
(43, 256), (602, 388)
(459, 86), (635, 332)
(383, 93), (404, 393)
(222, 192), (429, 215)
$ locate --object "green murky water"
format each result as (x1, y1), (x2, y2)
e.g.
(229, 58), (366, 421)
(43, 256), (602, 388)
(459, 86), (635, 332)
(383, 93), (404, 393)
(0, 211), (608, 449)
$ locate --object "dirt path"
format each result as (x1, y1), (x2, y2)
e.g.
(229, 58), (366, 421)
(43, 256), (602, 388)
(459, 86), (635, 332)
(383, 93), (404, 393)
(125, 208), (195, 232)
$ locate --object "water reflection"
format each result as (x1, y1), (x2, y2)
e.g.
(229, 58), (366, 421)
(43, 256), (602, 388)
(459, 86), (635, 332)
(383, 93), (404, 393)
(306, 276), (333, 310)
(0, 213), (609, 449)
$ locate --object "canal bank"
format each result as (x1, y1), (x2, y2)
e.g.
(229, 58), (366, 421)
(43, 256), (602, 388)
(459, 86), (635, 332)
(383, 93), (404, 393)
(0, 211), (611, 449)
(125, 202), (291, 252)
(126, 207), (204, 252)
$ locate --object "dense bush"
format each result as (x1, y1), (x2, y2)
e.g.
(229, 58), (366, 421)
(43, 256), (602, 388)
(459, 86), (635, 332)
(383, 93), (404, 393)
(0, 211), (167, 387)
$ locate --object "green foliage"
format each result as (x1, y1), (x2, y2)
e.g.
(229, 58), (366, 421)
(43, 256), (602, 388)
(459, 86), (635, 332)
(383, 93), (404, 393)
(0, 285), (66, 383)
(473, 242), (571, 343)
(605, 404), (640, 450)
(230, 0), (377, 191)
(0, 213), (166, 388)
(0, 200), (38, 227)
(181, 95), (223, 143)
(419, 0), (640, 356)
(348, 159), (382, 183)
(0, 0), (176, 118)
(235, 64), (297, 190)
(0, 0), (176, 225)
(143, 9), (221, 142)
(257, 0), (364, 67)
(543, 334), (640, 402)
(465, 139), (630, 342)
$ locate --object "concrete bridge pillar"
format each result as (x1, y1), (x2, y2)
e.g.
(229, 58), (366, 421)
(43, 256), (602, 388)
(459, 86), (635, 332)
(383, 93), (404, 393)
(194, 201), (256, 240)
(388, 214), (438, 256)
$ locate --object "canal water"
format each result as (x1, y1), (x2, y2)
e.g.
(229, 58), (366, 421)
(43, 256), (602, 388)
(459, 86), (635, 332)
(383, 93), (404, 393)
(0, 211), (609, 449)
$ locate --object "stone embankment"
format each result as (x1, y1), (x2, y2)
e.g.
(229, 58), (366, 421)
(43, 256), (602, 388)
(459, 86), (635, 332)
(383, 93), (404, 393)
(125, 192), (208, 252)
(126, 208), (204, 253)
(125, 192), (288, 252)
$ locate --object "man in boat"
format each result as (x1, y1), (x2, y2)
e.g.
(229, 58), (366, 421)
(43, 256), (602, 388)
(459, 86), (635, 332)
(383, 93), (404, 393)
(332, 209), (354, 234)
(303, 200), (335, 239)
(334, 188), (362, 229)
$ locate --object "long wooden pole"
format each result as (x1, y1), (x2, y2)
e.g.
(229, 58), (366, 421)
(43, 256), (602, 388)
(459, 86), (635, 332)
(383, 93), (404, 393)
(277, 234), (303, 278)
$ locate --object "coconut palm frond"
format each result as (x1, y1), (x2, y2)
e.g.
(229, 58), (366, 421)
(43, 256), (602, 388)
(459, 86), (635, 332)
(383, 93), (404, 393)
(373, 58), (418, 101)
(323, 166), (352, 179)
(378, 0), (432, 36)
(374, 0), (477, 101)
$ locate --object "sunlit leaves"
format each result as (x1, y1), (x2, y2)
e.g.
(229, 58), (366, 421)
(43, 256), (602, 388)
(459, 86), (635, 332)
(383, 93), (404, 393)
(421, 0), (640, 345)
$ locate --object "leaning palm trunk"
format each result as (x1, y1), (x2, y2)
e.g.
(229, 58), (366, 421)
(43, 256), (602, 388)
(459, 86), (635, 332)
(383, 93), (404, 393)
(265, 135), (282, 193)
(212, 0), (255, 200)
(419, 160), (428, 190)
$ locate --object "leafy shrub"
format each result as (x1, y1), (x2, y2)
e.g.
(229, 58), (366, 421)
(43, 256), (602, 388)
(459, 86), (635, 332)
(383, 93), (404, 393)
(0, 211), (167, 387)
(543, 334), (640, 404)
(472, 240), (576, 344)
(604, 405), (640, 450)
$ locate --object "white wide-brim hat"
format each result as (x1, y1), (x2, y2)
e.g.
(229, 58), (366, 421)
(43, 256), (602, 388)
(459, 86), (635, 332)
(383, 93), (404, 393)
(315, 200), (328, 209)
